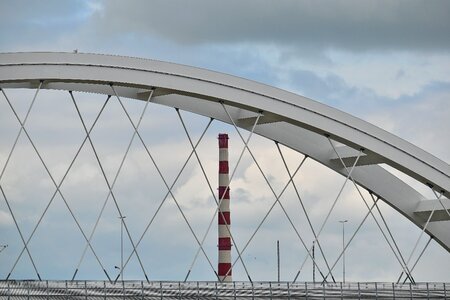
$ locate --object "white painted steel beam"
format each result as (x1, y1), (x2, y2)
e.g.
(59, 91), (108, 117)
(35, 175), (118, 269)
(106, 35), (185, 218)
(414, 199), (450, 222)
(0, 52), (449, 252)
(329, 146), (385, 167)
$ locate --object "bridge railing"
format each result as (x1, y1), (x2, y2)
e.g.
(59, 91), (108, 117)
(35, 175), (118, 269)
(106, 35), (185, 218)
(0, 280), (448, 299)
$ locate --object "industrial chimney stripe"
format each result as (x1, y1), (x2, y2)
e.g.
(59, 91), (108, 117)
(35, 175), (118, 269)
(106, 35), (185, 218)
(218, 133), (232, 282)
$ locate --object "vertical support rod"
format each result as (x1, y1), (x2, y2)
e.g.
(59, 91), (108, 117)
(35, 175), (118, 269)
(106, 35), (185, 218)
(122, 276), (125, 300)
(269, 282), (273, 300)
(375, 282), (378, 300)
(215, 281), (218, 300)
(339, 220), (348, 283)
(218, 133), (232, 282)
(197, 281), (200, 300)
(277, 240), (280, 282)
(119, 216), (126, 281)
(322, 282), (325, 299)
(305, 282), (308, 300)
(312, 241), (316, 284)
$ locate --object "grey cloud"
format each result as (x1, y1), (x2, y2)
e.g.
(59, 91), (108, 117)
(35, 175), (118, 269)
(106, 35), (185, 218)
(93, 0), (450, 53)
(0, 0), (93, 51)
(0, 0), (85, 25)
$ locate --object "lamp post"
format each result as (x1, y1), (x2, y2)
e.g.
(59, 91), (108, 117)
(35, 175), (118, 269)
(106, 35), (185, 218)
(312, 240), (315, 283)
(118, 216), (126, 281)
(339, 220), (348, 283)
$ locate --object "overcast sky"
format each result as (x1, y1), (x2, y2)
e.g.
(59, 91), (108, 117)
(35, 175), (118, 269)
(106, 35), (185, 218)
(0, 0), (449, 283)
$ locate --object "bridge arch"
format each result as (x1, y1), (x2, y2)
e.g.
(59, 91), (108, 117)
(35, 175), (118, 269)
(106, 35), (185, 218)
(0, 51), (449, 256)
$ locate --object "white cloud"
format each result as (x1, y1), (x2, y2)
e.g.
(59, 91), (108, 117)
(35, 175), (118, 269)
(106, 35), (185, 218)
(0, 210), (13, 226)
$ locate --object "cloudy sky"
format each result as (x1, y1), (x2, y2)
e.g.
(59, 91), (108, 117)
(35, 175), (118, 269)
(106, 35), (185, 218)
(0, 0), (449, 283)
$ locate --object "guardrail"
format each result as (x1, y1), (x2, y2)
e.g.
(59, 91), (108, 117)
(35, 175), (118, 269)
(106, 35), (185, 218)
(0, 281), (448, 299)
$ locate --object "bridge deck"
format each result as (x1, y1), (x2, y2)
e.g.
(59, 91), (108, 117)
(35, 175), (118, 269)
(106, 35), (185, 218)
(0, 281), (448, 299)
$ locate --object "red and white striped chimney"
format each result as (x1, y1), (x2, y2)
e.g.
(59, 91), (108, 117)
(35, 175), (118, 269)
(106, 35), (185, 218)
(218, 133), (232, 282)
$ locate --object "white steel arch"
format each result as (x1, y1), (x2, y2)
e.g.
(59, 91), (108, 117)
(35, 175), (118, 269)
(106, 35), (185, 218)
(0, 52), (449, 254)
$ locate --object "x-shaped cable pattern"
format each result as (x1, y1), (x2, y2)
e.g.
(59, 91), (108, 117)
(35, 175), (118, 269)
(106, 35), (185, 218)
(276, 142), (337, 283)
(396, 189), (445, 283)
(292, 140), (362, 282)
(326, 138), (415, 283)
(0, 84), (43, 279)
(115, 118), (215, 281)
(109, 87), (219, 282)
(320, 197), (380, 283)
(1, 84), (445, 282)
(220, 103), (330, 281)
(176, 107), (259, 282)
(70, 89), (152, 281)
(1, 87), (111, 280)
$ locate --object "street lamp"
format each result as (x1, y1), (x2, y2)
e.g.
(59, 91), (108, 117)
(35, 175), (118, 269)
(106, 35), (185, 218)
(339, 220), (348, 283)
(118, 216), (126, 281)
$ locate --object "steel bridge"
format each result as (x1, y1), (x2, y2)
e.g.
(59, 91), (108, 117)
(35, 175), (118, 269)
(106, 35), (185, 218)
(0, 52), (449, 298)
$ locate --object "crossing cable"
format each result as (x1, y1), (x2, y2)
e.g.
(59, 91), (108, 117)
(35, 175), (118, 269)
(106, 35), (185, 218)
(400, 236), (432, 284)
(432, 189), (450, 219)
(110, 86), (217, 281)
(231, 154), (307, 282)
(3, 90), (112, 281)
(219, 104), (325, 281)
(70, 93), (140, 280)
(70, 94), (134, 280)
(275, 142), (337, 283)
(221, 104), (330, 281)
(369, 192), (415, 284)
(3, 93), (110, 281)
(71, 89), (151, 281)
(320, 197), (380, 283)
(397, 189), (443, 283)
(116, 118), (214, 282)
(328, 139), (415, 284)
(3, 86), (111, 280)
(176, 108), (257, 282)
(0, 185), (43, 279)
(292, 145), (362, 282)
(232, 156), (310, 277)
(63, 96), (113, 281)
(0, 83), (41, 181)
(0, 84), (42, 280)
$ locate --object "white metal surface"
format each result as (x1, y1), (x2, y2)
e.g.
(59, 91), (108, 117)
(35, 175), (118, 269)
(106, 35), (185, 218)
(0, 52), (449, 252)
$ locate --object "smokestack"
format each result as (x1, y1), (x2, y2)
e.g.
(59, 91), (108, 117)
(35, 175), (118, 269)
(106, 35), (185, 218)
(218, 133), (232, 282)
